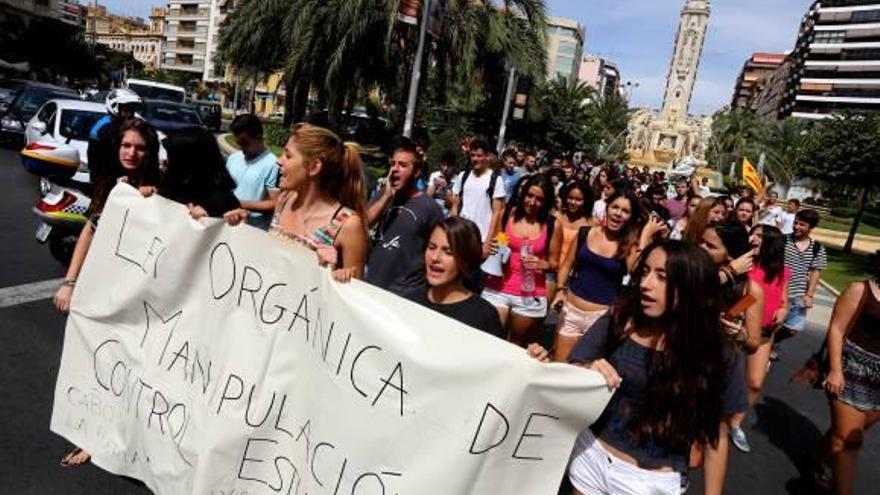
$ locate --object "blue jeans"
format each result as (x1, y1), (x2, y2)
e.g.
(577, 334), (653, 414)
(782, 296), (807, 333)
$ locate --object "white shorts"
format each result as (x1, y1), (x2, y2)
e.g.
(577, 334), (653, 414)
(568, 430), (681, 495)
(480, 288), (548, 319)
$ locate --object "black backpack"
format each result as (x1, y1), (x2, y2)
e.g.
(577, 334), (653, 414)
(458, 168), (501, 211)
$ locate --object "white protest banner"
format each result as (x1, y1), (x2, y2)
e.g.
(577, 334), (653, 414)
(51, 184), (613, 495)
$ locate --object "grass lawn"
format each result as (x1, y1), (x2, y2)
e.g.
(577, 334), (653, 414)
(823, 247), (871, 293)
(819, 216), (880, 237)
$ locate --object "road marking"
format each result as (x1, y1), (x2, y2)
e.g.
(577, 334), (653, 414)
(0, 278), (64, 308)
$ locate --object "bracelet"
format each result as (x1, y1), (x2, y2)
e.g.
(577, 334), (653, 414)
(62, 279), (76, 288)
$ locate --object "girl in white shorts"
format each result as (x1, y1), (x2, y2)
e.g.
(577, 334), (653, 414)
(482, 175), (560, 347)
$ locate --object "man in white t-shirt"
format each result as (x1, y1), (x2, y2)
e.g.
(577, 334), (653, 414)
(757, 190), (784, 229)
(450, 139), (506, 256)
(780, 198), (799, 235)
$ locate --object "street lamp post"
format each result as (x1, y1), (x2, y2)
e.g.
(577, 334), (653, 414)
(496, 66), (517, 154)
(403, 0), (432, 138)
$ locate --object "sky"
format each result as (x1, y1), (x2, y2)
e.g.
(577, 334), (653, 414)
(96, 0), (812, 115)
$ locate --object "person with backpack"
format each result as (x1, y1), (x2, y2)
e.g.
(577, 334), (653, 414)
(552, 189), (645, 362)
(480, 175), (561, 347)
(450, 138), (506, 258)
(779, 209), (827, 340)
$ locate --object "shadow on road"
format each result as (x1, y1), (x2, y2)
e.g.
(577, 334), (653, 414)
(755, 396), (830, 495)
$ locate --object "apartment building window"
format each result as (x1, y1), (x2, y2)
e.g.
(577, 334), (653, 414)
(558, 40), (577, 56)
(179, 21), (197, 32)
(852, 10), (880, 23)
(181, 3), (199, 15)
(177, 54), (194, 65)
(178, 39), (195, 49)
(814, 30), (846, 43)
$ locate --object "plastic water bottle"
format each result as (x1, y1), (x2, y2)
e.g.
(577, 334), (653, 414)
(520, 244), (535, 294)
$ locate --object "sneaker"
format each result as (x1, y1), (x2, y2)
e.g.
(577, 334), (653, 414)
(730, 426), (751, 453)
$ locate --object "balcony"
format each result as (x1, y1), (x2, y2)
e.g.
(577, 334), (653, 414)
(805, 59), (880, 70)
(167, 7), (210, 18)
(796, 93), (880, 103)
(162, 61), (204, 73)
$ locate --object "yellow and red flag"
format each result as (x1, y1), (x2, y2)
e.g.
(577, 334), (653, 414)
(742, 157), (764, 194)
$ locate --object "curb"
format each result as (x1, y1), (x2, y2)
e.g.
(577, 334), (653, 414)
(818, 278), (840, 297)
(217, 133), (238, 157)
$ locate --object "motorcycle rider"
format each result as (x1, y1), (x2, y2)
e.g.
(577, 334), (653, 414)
(87, 89), (144, 183)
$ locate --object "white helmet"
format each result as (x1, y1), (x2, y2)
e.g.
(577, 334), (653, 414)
(105, 88), (143, 117)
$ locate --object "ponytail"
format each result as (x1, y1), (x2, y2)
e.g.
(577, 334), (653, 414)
(289, 123), (366, 222)
(340, 141), (366, 221)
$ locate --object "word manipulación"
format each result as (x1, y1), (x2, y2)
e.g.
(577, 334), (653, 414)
(52, 184), (612, 495)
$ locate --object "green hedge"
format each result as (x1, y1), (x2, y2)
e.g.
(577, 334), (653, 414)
(264, 123), (291, 149)
(829, 207), (880, 228)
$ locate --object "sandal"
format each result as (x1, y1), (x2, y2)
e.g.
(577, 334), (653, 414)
(60, 447), (91, 467)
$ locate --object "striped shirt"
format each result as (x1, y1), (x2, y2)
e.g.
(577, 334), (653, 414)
(784, 235), (827, 299)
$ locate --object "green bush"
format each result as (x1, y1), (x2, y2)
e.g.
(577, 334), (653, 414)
(264, 123), (290, 149)
(829, 207), (880, 228)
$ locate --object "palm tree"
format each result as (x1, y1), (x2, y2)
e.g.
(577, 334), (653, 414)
(764, 117), (808, 187)
(587, 92), (630, 161)
(217, 0), (548, 129)
(706, 109), (769, 172)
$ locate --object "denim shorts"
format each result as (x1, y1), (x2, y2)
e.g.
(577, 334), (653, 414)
(782, 296), (807, 333)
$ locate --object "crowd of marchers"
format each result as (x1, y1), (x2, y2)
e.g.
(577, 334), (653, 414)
(50, 89), (878, 495)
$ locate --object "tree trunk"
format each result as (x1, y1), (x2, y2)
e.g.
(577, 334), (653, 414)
(844, 187), (870, 253)
(291, 76), (310, 125)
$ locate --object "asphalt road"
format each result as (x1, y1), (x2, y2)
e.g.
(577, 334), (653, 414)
(0, 147), (877, 494)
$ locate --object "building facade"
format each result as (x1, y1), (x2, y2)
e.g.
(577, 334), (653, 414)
(87, 4), (163, 70)
(578, 54), (622, 99)
(752, 57), (793, 119)
(161, 0), (232, 82)
(546, 16), (584, 82)
(56, 0), (84, 27)
(731, 52), (786, 110)
(782, 0), (880, 119)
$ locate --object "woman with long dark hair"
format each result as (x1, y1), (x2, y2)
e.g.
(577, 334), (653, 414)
(549, 180), (593, 303)
(552, 189), (645, 362)
(159, 127), (240, 218)
(482, 174), (561, 347)
(727, 224), (790, 450)
(700, 221), (765, 453)
(567, 240), (746, 495)
(55, 118), (162, 467)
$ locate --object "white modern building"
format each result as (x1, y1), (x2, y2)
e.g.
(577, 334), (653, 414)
(783, 0), (880, 119)
(546, 16), (584, 82)
(161, 0), (232, 82)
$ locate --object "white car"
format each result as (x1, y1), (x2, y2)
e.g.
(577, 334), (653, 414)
(25, 99), (105, 183)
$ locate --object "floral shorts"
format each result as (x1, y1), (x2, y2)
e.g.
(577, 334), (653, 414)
(841, 339), (880, 411)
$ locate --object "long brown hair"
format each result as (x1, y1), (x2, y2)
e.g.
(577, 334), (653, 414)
(611, 240), (728, 452)
(683, 196), (723, 245)
(289, 123), (366, 220)
(89, 118), (161, 217)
